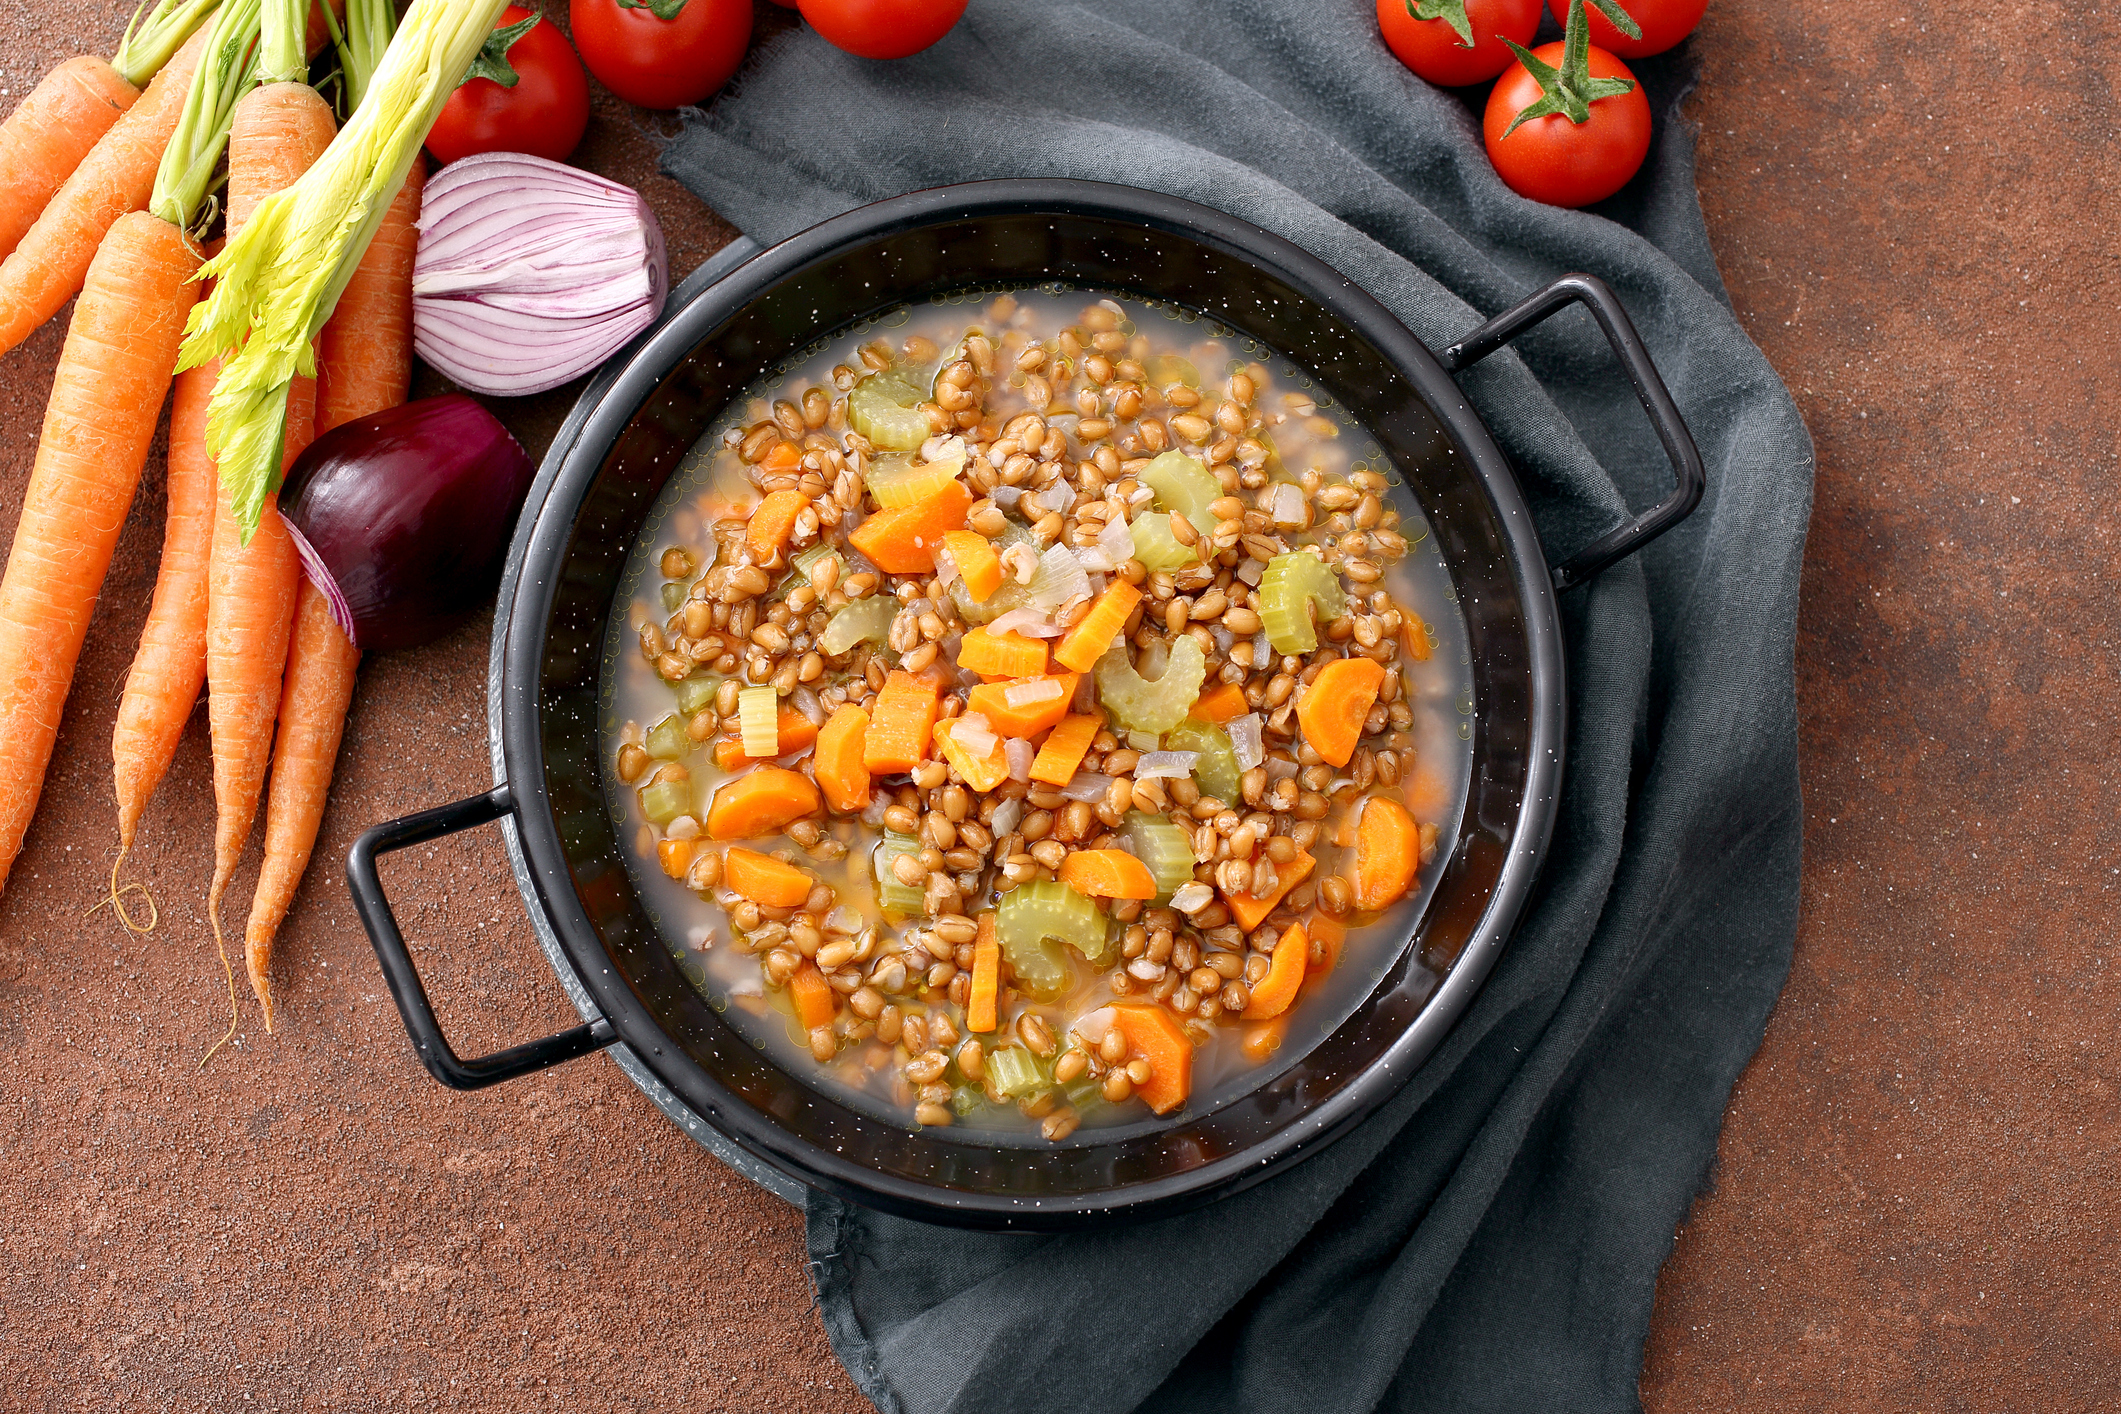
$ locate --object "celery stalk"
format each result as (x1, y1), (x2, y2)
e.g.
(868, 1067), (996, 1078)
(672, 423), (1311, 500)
(673, 675), (717, 716)
(995, 881), (1102, 995)
(645, 715), (691, 760)
(638, 780), (689, 826)
(1165, 718), (1240, 804)
(1122, 813), (1195, 904)
(985, 1045), (1049, 1100)
(1141, 451), (1221, 538)
(875, 832), (925, 913)
(1129, 511), (1198, 572)
(1258, 551), (1347, 655)
(1094, 636), (1206, 735)
(848, 372), (929, 451)
(820, 596), (897, 655)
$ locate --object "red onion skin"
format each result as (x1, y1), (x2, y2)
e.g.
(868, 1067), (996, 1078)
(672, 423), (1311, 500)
(280, 395), (536, 652)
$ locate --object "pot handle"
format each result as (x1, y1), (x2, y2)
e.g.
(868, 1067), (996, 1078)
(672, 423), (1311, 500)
(1438, 272), (1706, 591)
(347, 784), (617, 1091)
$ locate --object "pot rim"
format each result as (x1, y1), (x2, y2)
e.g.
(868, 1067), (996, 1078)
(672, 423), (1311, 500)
(495, 179), (1566, 1227)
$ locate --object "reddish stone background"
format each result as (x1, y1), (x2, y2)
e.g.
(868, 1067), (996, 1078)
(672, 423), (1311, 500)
(0, 1), (2112, 1410)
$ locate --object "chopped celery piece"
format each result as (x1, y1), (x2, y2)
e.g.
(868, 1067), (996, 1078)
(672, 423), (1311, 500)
(867, 451), (965, 509)
(660, 581), (685, 611)
(951, 1084), (992, 1118)
(1094, 636), (1206, 735)
(1258, 551), (1346, 655)
(673, 675), (717, 716)
(1063, 1075), (1104, 1112)
(1129, 511), (1198, 572)
(874, 831), (925, 913)
(645, 714), (691, 759)
(948, 523), (1034, 624)
(1148, 353), (1199, 389)
(1165, 718), (1240, 804)
(848, 371), (929, 451)
(986, 1045), (1048, 1100)
(638, 780), (690, 825)
(996, 880), (1102, 995)
(792, 543), (840, 584)
(1123, 812), (1196, 904)
(1141, 451), (1220, 537)
(737, 686), (780, 757)
(820, 595), (897, 655)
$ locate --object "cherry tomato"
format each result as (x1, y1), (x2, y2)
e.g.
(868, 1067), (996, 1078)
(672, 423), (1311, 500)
(1483, 41), (1650, 207)
(426, 7), (590, 166)
(1377, 0), (1542, 87)
(570, 0), (754, 109)
(796, 0), (966, 61)
(1557, 0), (1705, 58)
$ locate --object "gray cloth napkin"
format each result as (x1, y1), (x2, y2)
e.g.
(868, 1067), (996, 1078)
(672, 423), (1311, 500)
(662, 3), (1813, 1409)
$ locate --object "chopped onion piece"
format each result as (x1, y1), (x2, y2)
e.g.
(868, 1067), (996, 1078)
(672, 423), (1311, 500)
(791, 686), (826, 726)
(1272, 482), (1306, 528)
(1228, 713), (1265, 770)
(990, 797), (1024, 837)
(825, 906), (864, 935)
(1037, 482), (1074, 515)
(933, 545), (961, 588)
(1134, 750), (1199, 780)
(1005, 737), (1034, 782)
(952, 721), (999, 758)
(1097, 512), (1134, 565)
(1074, 545), (1116, 572)
(986, 607), (1064, 638)
(1170, 881), (1214, 915)
(1004, 678), (1065, 708)
(956, 711), (993, 736)
(1265, 755), (1301, 782)
(1236, 557), (1266, 586)
(1058, 771), (1113, 802)
(1025, 543), (1090, 611)
(1072, 1006), (1117, 1045)
(1127, 730), (1160, 752)
(991, 484), (1024, 510)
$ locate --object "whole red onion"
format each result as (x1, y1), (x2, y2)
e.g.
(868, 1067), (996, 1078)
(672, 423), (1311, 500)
(280, 394), (537, 651)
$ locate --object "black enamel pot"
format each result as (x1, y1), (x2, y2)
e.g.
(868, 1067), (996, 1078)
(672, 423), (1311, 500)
(347, 180), (1702, 1231)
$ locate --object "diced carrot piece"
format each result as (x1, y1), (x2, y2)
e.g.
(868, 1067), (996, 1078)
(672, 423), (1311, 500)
(847, 479), (972, 574)
(1242, 922), (1308, 1019)
(1353, 795), (1420, 912)
(1058, 849), (1157, 900)
(1295, 656), (1385, 768)
(956, 624), (1048, 680)
(705, 767), (821, 840)
(943, 529), (1003, 602)
(711, 705), (821, 771)
(813, 705), (871, 813)
(965, 673), (1078, 738)
(1224, 850), (1314, 932)
(1053, 579), (1142, 672)
(967, 912), (1000, 1033)
(936, 717), (1011, 793)
(723, 847), (814, 908)
(1403, 761), (1451, 818)
(1110, 1003), (1192, 1115)
(1241, 1016), (1288, 1063)
(1402, 610), (1433, 662)
(759, 440), (803, 475)
(1306, 913), (1347, 979)
(1191, 681), (1249, 724)
(746, 489), (810, 565)
(789, 960), (836, 1031)
(863, 670), (940, 774)
(1029, 713), (1099, 786)
(656, 837), (696, 879)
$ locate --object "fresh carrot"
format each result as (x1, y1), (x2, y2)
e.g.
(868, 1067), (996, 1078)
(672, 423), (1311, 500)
(1242, 922), (1308, 1020)
(1190, 680), (1249, 725)
(711, 704), (821, 771)
(788, 959), (836, 1032)
(238, 581), (358, 1027)
(723, 847), (814, 908)
(1110, 1003), (1193, 1115)
(1352, 795), (1420, 912)
(964, 673), (1078, 739)
(313, 153), (422, 435)
(1295, 655), (1385, 769)
(706, 767), (821, 840)
(966, 912), (1000, 1034)
(111, 353), (218, 860)
(0, 211), (199, 893)
(941, 529), (1002, 602)
(1028, 712), (1099, 787)
(862, 670), (940, 774)
(812, 705), (870, 813)
(745, 489), (809, 566)
(1058, 850), (1156, 901)
(846, 479), (971, 574)
(955, 624), (1046, 680)
(203, 81), (336, 962)
(1053, 579), (1141, 672)
(0, 58), (140, 261)
(1224, 849), (1315, 932)
(0, 25), (209, 359)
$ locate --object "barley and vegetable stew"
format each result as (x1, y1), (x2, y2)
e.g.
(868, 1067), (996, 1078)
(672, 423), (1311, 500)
(600, 289), (1472, 1143)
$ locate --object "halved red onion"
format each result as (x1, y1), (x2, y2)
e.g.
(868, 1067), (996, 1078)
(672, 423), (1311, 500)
(412, 151), (667, 397)
(280, 394), (537, 651)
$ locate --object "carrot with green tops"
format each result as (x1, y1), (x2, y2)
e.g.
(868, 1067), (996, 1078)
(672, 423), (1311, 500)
(0, 211), (200, 893)
(313, 153), (422, 434)
(0, 0), (221, 261)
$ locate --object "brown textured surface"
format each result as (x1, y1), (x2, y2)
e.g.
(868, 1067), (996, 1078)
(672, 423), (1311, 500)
(0, 0), (2107, 1408)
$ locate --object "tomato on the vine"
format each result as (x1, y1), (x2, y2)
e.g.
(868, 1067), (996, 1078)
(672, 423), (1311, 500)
(426, 7), (591, 166)
(1378, 0), (1542, 87)
(1558, 0), (1705, 58)
(1483, 0), (1650, 207)
(797, 0), (967, 61)
(570, 0), (754, 110)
